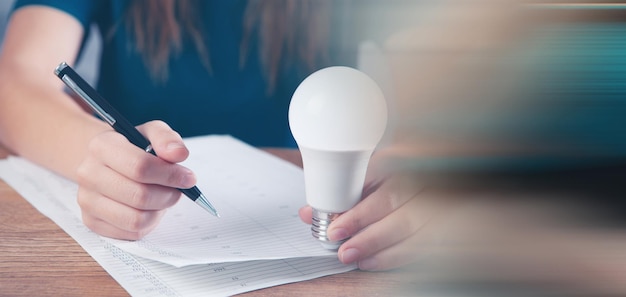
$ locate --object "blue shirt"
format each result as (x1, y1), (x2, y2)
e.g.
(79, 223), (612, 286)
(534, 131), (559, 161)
(13, 0), (358, 147)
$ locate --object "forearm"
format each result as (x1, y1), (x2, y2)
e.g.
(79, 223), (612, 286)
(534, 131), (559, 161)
(0, 78), (109, 181)
(0, 6), (108, 181)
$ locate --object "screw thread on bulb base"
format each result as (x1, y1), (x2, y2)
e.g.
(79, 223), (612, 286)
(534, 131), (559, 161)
(311, 209), (345, 250)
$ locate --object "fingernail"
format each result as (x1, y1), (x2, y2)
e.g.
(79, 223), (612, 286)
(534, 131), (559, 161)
(358, 257), (378, 271)
(167, 142), (185, 152)
(329, 228), (349, 241)
(340, 248), (360, 264)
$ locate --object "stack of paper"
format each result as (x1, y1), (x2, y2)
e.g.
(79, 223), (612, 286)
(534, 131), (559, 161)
(0, 135), (355, 297)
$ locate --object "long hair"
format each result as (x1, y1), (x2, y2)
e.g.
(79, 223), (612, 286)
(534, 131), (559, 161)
(124, 0), (332, 92)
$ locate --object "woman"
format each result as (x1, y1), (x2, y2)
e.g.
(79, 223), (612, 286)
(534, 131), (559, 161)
(0, 0), (423, 271)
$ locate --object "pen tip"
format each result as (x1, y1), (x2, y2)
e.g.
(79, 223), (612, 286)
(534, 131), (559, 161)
(195, 194), (220, 218)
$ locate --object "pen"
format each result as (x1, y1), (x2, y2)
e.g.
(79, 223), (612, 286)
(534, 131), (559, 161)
(54, 62), (219, 218)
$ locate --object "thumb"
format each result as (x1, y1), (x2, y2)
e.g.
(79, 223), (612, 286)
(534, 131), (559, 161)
(298, 205), (313, 224)
(136, 120), (189, 163)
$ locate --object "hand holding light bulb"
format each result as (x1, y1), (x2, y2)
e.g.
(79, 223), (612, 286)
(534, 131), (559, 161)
(290, 66), (431, 271)
(289, 66), (388, 249)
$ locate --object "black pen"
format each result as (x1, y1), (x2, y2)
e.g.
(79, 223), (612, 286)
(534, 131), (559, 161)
(54, 62), (219, 217)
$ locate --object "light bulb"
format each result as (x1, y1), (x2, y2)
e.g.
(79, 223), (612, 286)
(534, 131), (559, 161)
(288, 66), (388, 250)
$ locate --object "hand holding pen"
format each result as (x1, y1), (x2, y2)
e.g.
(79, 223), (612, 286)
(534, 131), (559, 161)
(55, 62), (218, 240)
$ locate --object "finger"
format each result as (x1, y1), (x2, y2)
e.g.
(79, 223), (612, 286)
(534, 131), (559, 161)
(298, 178), (386, 227)
(327, 174), (422, 242)
(82, 215), (160, 240)
(297, 177), (384, 226)
(87, 131), (196, 189)
(137, 120), (189, 163)
(77, 160), (181, 210)
(77, 186), (167, 238)
(355, 225), (433, 271)
(337, 192), (431, 269)
(336, 192), (426, 267)
(298, 205), (313, 224)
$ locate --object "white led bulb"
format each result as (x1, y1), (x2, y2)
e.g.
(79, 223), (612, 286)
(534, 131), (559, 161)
(289, 66), (388, 249)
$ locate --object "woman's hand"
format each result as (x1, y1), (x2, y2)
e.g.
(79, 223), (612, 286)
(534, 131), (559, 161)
(299, 170), (437, 271)
(76, 120), (196, 240)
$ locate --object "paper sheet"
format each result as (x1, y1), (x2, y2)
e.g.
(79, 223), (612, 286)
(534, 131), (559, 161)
(0, 135), (356, 296)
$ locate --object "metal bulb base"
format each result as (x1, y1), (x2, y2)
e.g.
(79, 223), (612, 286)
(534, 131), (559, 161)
(311, 209), (346, 250)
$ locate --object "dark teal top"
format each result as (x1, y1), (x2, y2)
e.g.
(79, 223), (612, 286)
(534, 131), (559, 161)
(13, 0), (359, 147)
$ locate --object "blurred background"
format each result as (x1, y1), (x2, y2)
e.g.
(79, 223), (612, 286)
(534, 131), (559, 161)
(372, 0), (626, 174)
(363, 2), (626, 296)
(352, 1), (626, 296)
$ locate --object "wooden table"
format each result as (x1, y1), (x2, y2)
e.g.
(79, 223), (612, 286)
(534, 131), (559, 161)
(0, 146), (413, 296)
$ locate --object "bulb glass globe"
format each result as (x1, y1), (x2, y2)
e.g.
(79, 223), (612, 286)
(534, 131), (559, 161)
(288, 66), (388, 249)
